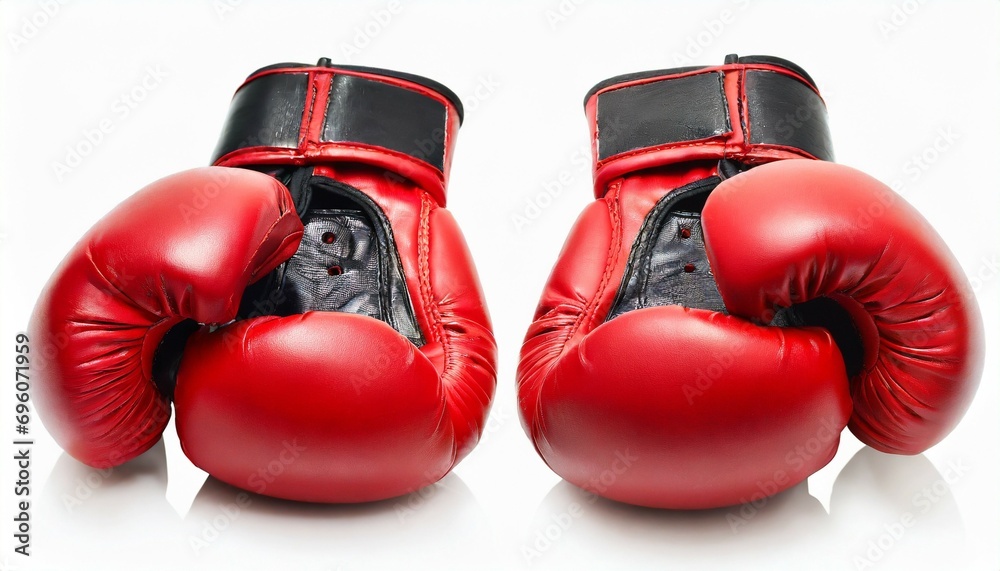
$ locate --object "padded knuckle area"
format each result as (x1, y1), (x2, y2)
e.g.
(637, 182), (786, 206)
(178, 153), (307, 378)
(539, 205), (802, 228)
(174, 313), (453, 502)
(528, 306), (852, 507)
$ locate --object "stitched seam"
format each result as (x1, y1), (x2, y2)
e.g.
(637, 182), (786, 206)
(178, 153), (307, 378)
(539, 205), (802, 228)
(565, 180), (623, 341)
(417, 195), (443, 345)
(310, 143), (446, 184)
(239, 207), (295, 285)
(530, 181), (623, 435)
(443, 116), (450, 181)
(596, 138), (818, 170)
(218, 143), (447, 186)
(417, 194), (459, 464)
(737, 67), (748, 151)
(317, 75), (332, 140)
(299, 71), (318, 149)
(584, 182), (624, 329)
(597, 139), (726, 168)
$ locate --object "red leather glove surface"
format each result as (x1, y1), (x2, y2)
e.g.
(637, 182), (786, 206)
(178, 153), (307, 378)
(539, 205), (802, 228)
(517, 55), (982, 508)
(31, 61), (497, 502)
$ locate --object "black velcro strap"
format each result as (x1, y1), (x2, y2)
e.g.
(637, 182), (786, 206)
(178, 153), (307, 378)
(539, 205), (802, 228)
(212, 72), (308, 158)
(743, 70), (833, 162)
(211, 66), (449, 172)
(323, 74), (447, 171)
(597, 73), (729, 160)
(594, 67), (833, 162)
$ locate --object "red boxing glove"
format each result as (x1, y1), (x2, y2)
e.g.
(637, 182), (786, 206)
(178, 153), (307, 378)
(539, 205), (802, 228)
(517, 55), (983, 509)
(31, 60), (497, 502)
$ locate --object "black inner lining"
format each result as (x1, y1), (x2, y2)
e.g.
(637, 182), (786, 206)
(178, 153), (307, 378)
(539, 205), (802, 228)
(237, 169), (425, 347)
(605, 165), (864, 378)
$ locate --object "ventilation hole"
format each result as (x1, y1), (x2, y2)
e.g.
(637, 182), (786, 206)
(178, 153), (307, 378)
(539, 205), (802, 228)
(679, 227), (692, 239)
(327, 265), (343, 276)
(321, 232), (336, 244)
(683, 263), (696, 273)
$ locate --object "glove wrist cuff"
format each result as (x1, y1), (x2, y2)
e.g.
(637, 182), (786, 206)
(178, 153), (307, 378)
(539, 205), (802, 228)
(585, 54), (834, 196)
(211, 59), (462, 205)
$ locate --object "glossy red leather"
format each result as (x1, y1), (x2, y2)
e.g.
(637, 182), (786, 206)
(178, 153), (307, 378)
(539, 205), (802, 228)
(175, 163), (497, 502)
(517, 166), (850, 508)
(519, 64), (983, 508)
(31, 161), (496, 502)
(177, 313), (452, 503)
(705, 160), (983, 455)
(533, 306), (852, 508)
(30, 168), (302, 467)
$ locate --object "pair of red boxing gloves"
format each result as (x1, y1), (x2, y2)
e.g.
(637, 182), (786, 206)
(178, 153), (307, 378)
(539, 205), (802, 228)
(30, 55), (982, 508)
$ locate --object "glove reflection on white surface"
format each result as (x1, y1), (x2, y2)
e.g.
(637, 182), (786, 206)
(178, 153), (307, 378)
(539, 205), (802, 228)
(35, 441), (184, 571)
(830, 448), (966, 570)
(35, 442), (498, 571)
(524, 477), (830, 569)
(182, 471), (497, 570)
(34, 439), (963, 571)
(524, 447), (963, 570)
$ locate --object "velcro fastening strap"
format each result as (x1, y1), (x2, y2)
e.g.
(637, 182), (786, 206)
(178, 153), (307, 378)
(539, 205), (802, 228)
(596, 72), (731, 161)
(211, 60), (462, 205)
(586, 55), (833, 195)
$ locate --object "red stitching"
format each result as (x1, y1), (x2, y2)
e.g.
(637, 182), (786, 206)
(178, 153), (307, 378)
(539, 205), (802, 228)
(417, 194), (444, 345)
(299, 71), (318, 149)
(216, 143), (447, 187)
(737, 68), (748, 152)
(596, 139), (726, 168)
(565, 179), (624, 343)
(596, 138), (818, 171)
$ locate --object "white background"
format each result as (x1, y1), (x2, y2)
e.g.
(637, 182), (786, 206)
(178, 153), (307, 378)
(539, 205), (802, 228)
(0, 1), (997, 570)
